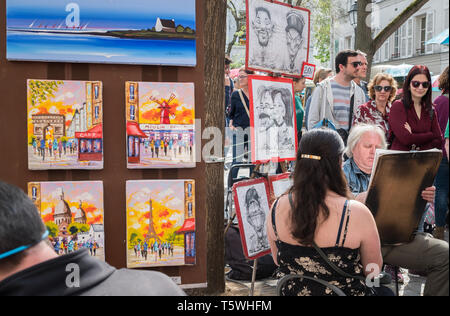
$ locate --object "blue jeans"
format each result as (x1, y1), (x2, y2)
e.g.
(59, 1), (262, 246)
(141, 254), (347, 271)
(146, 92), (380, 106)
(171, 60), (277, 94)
(434, 158), (449, 227)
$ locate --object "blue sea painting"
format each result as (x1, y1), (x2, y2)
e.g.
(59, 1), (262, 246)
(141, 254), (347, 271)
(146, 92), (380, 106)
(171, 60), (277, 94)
(6, 0), (196, 66)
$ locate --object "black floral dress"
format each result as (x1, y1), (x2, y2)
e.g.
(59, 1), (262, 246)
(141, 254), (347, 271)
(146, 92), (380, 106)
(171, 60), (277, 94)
(273, 197), (372, 296)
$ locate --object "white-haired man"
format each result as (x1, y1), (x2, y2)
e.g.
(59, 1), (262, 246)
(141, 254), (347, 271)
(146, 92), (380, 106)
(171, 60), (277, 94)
(343, 124), (448, 296)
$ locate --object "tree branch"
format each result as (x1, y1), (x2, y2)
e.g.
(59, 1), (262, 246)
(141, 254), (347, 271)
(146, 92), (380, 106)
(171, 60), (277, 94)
(373, 0), (429, 51)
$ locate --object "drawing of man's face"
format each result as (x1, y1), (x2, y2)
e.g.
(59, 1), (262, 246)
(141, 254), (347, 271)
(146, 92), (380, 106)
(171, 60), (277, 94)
(285, 12), (305, 63)
(245, 188), (265, 234)
(258, 90), (273, 130)
(286, 28), (303, 58)
(252, 8), (273, 47)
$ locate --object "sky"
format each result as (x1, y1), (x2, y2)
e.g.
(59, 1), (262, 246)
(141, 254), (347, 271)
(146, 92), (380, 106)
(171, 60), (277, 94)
(7, 0), (196, 30)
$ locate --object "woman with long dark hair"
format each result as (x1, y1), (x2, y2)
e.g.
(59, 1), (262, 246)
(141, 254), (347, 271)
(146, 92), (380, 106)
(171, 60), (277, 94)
(388, 65), (442, 151)
(267, 129), (385, 296)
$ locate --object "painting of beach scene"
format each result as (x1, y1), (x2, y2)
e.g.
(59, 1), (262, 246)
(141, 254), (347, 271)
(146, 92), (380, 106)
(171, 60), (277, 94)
(126, 180), (196, 268)
(6, 0), (196, 66)
(28, 181), (105, 261)
(27, 79), (103, 170)
(126, 82), (195, 169)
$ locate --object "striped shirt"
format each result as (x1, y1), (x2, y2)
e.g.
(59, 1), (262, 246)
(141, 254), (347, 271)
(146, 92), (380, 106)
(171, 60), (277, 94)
(330, 80), (351, 130)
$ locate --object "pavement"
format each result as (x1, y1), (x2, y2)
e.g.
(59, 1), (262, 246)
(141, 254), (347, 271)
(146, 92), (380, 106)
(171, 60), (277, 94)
(223, 143), (448, 296)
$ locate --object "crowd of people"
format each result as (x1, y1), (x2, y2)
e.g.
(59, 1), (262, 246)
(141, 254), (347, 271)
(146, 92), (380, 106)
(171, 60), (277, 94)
(132, 240), (175, 262)
(225, 50), (449, 296)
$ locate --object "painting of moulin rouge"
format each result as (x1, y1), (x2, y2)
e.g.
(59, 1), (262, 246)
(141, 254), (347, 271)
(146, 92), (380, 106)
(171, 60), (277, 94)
(6, 0), (196, 66)
(126, 180), (196, 268)
(28, 181), (105, 261)
(126, 82), (195, 168)
(27, 80), (103, 170)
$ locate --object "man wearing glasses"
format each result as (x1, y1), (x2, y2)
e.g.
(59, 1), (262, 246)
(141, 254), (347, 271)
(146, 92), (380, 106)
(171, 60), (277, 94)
(354, 50), (370, 102)
(307, 50), (366, 144)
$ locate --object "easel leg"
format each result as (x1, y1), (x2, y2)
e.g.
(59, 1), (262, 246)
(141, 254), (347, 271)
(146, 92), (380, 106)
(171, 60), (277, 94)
(250, 258), (258, 296)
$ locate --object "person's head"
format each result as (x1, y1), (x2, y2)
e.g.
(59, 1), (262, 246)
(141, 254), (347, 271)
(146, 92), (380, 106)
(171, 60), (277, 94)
(293, 76), (306, 93)
(252, 6), (274, 47)
(0, 181), (48, 276)
(271, 88), (293, 127)
(345, 124), (387, 174)
(368, 73), (398, 104)
(225, 55), (232, 75)
(356, 50), (368, 80)
(402, 65), (433, 110)
(285, 11), (305, 58)
(335, 50), (360, 80)
(313, 68), (333, 85)
(290, 129), (348, 245)
(438, 66), (449, 95)
(238, 68), (254, 89)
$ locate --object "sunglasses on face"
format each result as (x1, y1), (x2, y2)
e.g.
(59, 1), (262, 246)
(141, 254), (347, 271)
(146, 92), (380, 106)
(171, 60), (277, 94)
(374, 85), (392, 92)
(411, 80), (430, 88)
(347, 61), (362, 68)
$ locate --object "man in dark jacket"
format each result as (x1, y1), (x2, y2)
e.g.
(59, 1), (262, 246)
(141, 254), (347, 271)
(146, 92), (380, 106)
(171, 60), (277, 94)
(0, 180), (186, 296)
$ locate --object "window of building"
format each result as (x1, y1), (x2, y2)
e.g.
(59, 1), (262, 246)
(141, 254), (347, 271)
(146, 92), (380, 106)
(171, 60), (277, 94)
(425, 11), (434, 54)
(393, 30), (400, 59)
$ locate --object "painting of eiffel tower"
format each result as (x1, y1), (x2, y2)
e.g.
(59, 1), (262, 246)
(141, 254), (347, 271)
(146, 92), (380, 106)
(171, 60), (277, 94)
(145, 199), (161, 243)
(126, 179), (196, 268)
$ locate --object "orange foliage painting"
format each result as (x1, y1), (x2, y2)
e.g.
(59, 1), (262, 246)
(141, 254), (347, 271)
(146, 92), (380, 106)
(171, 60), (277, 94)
(126, 180), (195, 268)
(126, 82), (195, 169)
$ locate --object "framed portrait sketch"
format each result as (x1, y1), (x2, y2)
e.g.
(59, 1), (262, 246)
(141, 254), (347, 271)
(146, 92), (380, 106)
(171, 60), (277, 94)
(232, 178), (271, 260)
(248, 75), (298, 164)
(246, 0), (310, 77)
(268, 173), (293, 199)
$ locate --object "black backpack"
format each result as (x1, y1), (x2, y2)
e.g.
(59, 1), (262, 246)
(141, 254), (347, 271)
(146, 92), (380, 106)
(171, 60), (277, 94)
(224, 225), (277, 281)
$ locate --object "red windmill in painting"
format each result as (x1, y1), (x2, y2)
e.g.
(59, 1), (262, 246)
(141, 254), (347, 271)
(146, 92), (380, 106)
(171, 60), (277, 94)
(150, 93), (177, 124)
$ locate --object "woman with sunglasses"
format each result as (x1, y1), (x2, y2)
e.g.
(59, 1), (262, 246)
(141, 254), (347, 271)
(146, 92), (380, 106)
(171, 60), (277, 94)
(388, 65), (442, 151)
(353, 73), (398, 140)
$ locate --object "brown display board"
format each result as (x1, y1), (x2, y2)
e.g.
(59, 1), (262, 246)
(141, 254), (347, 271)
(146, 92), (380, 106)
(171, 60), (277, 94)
(0, 0), (211, 289)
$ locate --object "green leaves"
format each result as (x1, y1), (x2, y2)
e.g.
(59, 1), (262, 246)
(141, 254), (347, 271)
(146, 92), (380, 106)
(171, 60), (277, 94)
(28, 80), (63, 107)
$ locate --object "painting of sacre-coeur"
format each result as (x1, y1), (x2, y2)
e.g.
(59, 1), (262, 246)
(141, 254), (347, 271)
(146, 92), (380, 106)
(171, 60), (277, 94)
(125, 82), (195, 169)
(27, 79), (103, 170)
(28, 181), (105, 261)
(126, 180), (196, 268)
(248, 75), (298, 163)
(233, 178), (271, 260)
(246, 0), (310, 77)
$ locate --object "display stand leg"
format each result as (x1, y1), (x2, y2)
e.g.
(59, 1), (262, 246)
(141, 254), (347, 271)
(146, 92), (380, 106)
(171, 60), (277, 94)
(250, 258), (258, 296)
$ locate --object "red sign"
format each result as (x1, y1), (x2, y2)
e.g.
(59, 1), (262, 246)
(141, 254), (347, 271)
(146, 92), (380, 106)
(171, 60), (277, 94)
(301, 62), (316, 80)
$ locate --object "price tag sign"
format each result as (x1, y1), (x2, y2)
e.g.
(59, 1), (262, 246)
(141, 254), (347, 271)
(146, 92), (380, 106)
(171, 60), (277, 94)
(301, 62), (316, 80)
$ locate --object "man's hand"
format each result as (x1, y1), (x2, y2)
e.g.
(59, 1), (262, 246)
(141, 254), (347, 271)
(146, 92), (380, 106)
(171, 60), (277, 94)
(421, 186), (435, 203)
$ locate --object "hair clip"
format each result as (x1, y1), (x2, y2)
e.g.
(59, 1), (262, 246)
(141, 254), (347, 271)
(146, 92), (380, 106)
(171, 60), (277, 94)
(301, 154), (321, 160)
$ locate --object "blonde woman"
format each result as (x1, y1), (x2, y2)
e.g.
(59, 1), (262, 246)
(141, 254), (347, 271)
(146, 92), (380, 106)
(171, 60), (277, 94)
(352, 73), (398, 139)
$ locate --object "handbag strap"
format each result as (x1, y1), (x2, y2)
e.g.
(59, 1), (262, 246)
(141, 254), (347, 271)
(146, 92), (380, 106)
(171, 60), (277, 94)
(238, 89), (250, 118)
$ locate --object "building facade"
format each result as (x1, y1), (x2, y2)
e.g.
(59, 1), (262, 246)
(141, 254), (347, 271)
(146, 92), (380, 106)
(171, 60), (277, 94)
(335, 0), (449, 76)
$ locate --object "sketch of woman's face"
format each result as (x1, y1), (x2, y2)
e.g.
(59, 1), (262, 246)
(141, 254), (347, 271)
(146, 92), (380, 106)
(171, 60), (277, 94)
(273, 92), (286, 126)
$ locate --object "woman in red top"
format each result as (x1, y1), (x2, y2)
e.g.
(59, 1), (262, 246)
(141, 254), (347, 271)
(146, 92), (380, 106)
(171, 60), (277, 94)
(388, 65), (442, 151)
